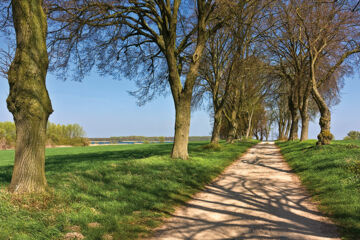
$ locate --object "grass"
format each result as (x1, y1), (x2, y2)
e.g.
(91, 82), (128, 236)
(0, 141), (256, 240)
(276, 140), (360, 240)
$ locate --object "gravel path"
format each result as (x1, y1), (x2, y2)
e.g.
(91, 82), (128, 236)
(150, 142), (340, 240)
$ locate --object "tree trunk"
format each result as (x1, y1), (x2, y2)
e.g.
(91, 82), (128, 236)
(300, 98), (310, 141)
(288, 96), (299, 141)
(278, 118), (285, 140)
(284, 118), (291, 139)
(171, 97), (191, 159)
(7, 0), (53, 193)
(210, 109), (222, 144)
(300, 114), (309, 141)
(226, 123), (237, 143)
(310, 52), (333, 145)
(245, 109), (254, 139)
(312, 87), (333, 145)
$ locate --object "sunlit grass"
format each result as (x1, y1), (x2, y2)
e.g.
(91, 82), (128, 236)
(0, 141), (256, 240)
(276, 140), (360, 240)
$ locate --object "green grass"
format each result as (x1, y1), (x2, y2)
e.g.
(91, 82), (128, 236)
(276, 140), (360, 240)
(0, 141), (256, 240)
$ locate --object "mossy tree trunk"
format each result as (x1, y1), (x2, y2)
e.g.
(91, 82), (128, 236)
(7, 0), (53, 193)
(312, 87), (333, 145)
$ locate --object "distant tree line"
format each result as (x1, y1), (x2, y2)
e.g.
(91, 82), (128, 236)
(0, 122), (87, 149)
(89, 136), (211, 143)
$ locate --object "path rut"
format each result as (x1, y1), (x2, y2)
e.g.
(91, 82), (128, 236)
(150, 142), (340, 240)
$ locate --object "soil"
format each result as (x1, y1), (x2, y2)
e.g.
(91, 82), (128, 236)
(150, 142), (340, 240)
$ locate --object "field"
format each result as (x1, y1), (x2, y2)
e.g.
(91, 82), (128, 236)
(276, 140), (360, 240)
(0, 141), (256, 240)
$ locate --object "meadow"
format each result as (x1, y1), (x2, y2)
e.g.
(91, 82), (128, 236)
(277, 140), (360, 240)
(0, 141), (256, 240)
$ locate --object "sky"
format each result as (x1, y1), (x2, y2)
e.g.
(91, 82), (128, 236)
(0, 68), (359, 139)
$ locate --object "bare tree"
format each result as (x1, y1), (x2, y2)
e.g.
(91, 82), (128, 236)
(296, 0), (360, 145)
(46, 0), (226, 159)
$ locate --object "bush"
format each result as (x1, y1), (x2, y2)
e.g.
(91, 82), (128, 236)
(201, 143), (222, 151)
(344, 131), (360, 140)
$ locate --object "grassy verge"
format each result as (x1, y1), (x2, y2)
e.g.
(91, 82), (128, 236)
(276, 140), (360, 240)
(0, 140), (256, 240)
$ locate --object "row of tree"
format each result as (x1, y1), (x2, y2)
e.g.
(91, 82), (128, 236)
(0, 122), (87, 149)
(196, 0), (360, 144)
(0, 0), (359, 193)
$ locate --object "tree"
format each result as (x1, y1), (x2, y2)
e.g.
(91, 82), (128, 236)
(295, 0), (360, 145)
(47, 0), (225, 159)
(7, 0), (53, 193)
(197, 0), (270, 144)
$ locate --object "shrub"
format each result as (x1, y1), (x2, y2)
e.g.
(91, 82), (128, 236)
(344, 131), (360, 140)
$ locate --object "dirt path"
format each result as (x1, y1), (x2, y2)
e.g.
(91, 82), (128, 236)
(150, 142), (340, 240)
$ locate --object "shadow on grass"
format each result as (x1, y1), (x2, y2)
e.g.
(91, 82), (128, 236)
(0, 141), (257, 239)
(276, 140), (360, 240)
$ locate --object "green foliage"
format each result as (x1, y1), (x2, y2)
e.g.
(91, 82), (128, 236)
(47, 122), (87, 146)
(344, 131), (360, 140)
(276, 140), (360, 240)
(0, 141), (256, 239)
(0, 122), (88, 148)
(0, 122), (16, 148)
(159, 136), (165, 143)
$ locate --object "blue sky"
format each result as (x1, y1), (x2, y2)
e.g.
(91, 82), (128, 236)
(0, 68), (359, 139)
(0, 71), (211, 138)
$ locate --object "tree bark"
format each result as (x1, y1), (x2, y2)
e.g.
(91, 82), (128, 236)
(210, 109), (222, 144)
(312, 87), (333, 145)
(7, 0), (53, 193)
(299, 80), (311, 141)
(299, 97), (310, 141)
(288, 96), (299, 141)
(226, 122), (237, 143)
(310, 50), (333, 145)
(284, 118), (291, 139)
(245, 109), (254, 139)
(171, 97), (191, 159)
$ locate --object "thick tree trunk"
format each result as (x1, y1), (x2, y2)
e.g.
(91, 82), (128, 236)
(300, 115), (309, 141)
(312, 87), (333, 145)
(226, 123), (237, 143)
(288, 97), (299, 141)
(310, 54), (333, 145)
(299, 81), (311, 141)
(171, 97), (191, 159)
(7, 0), (53, 193)
(226, 107), (238, 143)
(210, 109), (222, 144)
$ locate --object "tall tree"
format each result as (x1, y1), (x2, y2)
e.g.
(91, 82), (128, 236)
(197, 0), (270, 144)
(296, 0), (360, 145)
(7, 0), (53, 193)
(47, 0), (223, 159)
